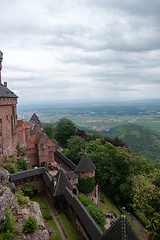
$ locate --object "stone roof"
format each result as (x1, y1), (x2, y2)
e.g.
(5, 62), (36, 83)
(75, 153), (96, 173)
(10, 167), (45, 182)
(55, 150), (76, 170)
(64, 188), (102, 240)
(54, 170), (73, 197)
(98, 215), (139, 240)
(0, 85), (18, 98)
(29, 113), (43, 128)
(17, 120), (30, 132)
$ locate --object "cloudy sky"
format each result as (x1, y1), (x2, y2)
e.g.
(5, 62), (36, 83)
(0, 0), (160, 104)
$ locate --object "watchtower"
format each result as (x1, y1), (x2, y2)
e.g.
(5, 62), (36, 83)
(0, 51), (18, 160)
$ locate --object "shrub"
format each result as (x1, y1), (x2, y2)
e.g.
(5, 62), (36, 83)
(23, 216), (38, 234)
(77, 176), (95, 193)
(42, 211), (53, 220)
(0, 207), (16, 239)
(1, 163), (17, 174)
(23, 183), (36, 197)
(77, 195), (106, 231)
(17, 158), (28, 171)
(15, 190), (29, 206)
(16, 143), (21, 157)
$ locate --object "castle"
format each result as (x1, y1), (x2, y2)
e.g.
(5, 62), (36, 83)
(0, 51), (139, 240)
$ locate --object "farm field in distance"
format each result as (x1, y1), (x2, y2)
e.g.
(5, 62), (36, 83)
(18, 100), (160, 134)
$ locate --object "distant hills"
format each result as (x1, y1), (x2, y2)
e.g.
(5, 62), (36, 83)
(106, 124), (160, 162)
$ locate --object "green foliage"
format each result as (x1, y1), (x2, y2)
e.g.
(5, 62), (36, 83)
(77, 176), (95, 193)
(23, 183), (36, 197)
(85, 139), (150, 205)
(2, 163), (18, 174)
(23, 216), (38, 234)
(62, 136), (86, 164)
(77, 195), (106, 231)
(55, 118), (76, 147)
(0, 207), (16, 239)
(31, 196), (62, 239)
(42, 211), (53, 220)
(15, 190), (29, 206)
(58, 212), (84, 240)
(1, 156), (28, 173)
(17, 158), (28, 171)
(43, 123), (55, 139)
(16, 143), (21, 156)
(132, 175), (160, 239)
(108, 124), (160, 162)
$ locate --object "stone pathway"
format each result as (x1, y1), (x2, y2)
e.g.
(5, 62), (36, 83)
(105, 217), (112, 229)
(44, 198), (70, 240)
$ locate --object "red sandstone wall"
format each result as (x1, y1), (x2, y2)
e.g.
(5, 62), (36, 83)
(54, 154), (73, 172)
(0, 98), (17, 159)
(16, 179), (46, 195)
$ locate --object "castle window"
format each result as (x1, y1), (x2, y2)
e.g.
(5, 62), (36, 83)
(6, 115), (8, 120)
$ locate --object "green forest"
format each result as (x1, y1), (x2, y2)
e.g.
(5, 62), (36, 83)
(43, 118), (160, 240)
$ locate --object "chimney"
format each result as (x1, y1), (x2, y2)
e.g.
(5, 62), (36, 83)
(0, 50), (3, 85)
(4, 82), (7, 88)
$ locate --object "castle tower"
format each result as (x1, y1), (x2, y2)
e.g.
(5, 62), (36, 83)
(0, 50), (3, 85)
(0, 51), (18, 160)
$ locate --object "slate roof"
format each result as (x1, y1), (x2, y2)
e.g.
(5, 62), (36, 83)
(65, 171), (78, 179)
(54, 170), (73, 197)
(29, 113), (43, 128)
(42, 171), (54, 192)
(75, 153), (96, 173)
(30, 124), (42, 136)
(64, 187), (102, 240)
(0, 85), (18, 98)
(10, 167), (45, 181)
(98, 215), (139, 240)
(55, 150), (76, 170)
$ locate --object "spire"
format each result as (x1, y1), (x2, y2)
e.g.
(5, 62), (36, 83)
(0, 50), (3, 85)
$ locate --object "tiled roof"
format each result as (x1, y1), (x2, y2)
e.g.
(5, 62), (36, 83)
(98, 215), (139, 240)
(55, 150), (76, 170)
(75, 153), (96, 173)
(64, 188), (102, 240)
(17, 120), (30, 132)
(29, 113), (43, 128)
(27, 133), (41, 149)
(27, 133), (56, 149)
(10, 167), (45, 181)
(0, 85), (18, 98)
(54, 170), (73, 197)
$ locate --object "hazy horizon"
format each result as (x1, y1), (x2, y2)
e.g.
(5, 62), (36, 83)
(1, 0), (160, 103)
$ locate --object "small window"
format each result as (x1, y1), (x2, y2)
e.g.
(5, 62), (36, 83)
(6, 115), (8, 120)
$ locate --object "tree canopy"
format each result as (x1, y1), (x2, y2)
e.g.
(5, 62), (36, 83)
(55, 118), (76, 147)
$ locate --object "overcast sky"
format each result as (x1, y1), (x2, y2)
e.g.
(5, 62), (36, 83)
(0, 0), (160, 104)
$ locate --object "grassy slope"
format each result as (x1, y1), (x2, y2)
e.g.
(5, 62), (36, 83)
(58, 212), (84, 240)
(107, 124), (160, 161)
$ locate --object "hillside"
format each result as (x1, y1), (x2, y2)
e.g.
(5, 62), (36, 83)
(107, 124), (160, 161)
